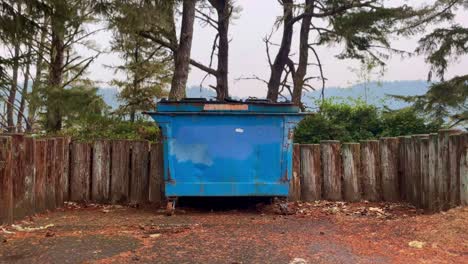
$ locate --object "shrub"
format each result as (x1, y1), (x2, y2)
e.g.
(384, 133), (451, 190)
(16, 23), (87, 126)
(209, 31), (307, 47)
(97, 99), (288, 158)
(295, 99), (442, 144)
(59, 116), (160, 142)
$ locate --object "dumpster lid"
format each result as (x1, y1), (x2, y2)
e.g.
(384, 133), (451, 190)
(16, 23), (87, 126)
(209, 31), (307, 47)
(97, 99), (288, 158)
(146, 98), (307, 114)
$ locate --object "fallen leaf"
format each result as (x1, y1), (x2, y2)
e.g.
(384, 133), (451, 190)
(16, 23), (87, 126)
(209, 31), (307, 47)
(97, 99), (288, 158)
(1, 228), (15, 234)
(289, 257), (308, 264)
(12, 224), (54, 232)
(408, 241), (426, 249)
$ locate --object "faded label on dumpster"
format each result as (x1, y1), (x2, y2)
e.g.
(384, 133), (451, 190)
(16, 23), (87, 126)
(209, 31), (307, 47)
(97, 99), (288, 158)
(203, 104), (248, 111)
(235, 128), (244, 133)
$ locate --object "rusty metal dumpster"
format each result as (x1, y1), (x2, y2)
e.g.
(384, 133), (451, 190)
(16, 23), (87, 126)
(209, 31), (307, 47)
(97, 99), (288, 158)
(146, 99), (307, 198)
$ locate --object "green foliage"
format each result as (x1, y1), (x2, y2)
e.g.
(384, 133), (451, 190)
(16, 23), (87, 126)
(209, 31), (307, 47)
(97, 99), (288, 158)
(400, 0), (468, 127)
(106, 0), (172, 122)
(59, 116), (160, 142)
(294, 99), (442, 144)
(417, 26), (468, 80)
(37, 79), (109, 129)
(319, 1), (421, 65)
(380, 107), (443, 137)
(393, 75), (468, 127)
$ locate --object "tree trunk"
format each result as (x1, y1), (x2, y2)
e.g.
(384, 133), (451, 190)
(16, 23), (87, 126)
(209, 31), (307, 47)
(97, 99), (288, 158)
(27, 21), (47, 132)
(292, 0), (314, 106)
(17, 44), (32, 132)
(266, 0), (294, 102)
(7, 43), (20, 132)
(169, 0), (196, 100)
(214, 0), (230, 101)
(6, 3), (22, 132)
(130, 45), (140, 123)
(46, 24), (65, 132)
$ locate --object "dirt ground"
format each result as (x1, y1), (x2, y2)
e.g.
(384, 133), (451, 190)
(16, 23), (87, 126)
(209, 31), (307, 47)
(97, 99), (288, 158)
(0, 199), (467, 264)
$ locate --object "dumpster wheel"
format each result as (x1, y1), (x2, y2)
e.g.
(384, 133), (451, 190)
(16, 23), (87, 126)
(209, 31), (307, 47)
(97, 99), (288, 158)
(166, 198), (177, 216)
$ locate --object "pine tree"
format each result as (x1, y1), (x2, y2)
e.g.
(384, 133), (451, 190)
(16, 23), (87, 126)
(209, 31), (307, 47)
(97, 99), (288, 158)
(263, 0), (429, 107)
(109, 28), (171, 122)
(397, 0), (468, 127)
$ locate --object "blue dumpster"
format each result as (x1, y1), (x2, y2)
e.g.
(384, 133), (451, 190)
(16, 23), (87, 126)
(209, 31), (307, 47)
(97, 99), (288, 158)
(146, 99), (307, 197)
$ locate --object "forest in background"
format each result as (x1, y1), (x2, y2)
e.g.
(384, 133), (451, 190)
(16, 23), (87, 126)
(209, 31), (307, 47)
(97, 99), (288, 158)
(0, 0), (466, 141)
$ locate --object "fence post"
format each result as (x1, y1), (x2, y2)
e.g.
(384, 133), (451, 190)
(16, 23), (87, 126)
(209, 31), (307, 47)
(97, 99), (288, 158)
(23, 137), (36, 217)
(130, 141), (150, 204)
(461, 145), (468, 206)
(380, 138), (400, 202)
(110, 140), (131, 203)
(398, 136), (410, 201)
(342, 143), (361, 202)
(45, 138), (57, 210)
(427, 134), (439, 212)
(63, 137), (71, 201)
(420, 137), (430, 209)
(360, 140), (381, 201)
(70, 142), (91, 202)
(300, 144), (322, 201)
(288, 144), (301, 201)
(92, 140), (111, 203)
(55, 138), (65, 207)
(321, 141), (342, 201)
(438, 129), (461, 210)
(11, 134), (27, 220)
(0, 136), (13, 224)
(149, 142), (164, 204)
(449, 133), (467, 207)
(412, 135), (429, 208)
(34, 139), (47, 213)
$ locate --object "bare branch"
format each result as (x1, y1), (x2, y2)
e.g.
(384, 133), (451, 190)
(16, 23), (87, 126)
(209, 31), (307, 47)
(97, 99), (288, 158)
(235, 75), (269, 86)
(61, 54), (99, 88)
(309, 44), (326, 102)
(195, 9), (218, 29)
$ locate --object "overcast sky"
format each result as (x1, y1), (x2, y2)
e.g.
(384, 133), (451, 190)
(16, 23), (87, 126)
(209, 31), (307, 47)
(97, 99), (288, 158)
(82, 0), (468, 98)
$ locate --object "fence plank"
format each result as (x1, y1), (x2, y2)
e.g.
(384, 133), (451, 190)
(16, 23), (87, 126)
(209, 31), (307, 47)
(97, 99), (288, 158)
(55, 138), (65, 207)
(70, 142), (91, 202)
(420, 138), (430, 210)
(92, 140), (111, 202)
(360, 140), (381, 201)
(110, 140), (130, 203)
(34, 140), (47, 213)
(300, 144), (322, 201)
(380, 138), (400, 202)
(449, 133), (467, 207)
(129, 141), (150, 204)
(149, 142), (164, 204)
(321, 141), (342, 201)
(461, 146), (468, 206)
(11, 134), (27, 219)
(23, 137), (35, 217)
(45, 138), (57, 210)
(412, 135), (429, 208)
(0, 136), (13, 224)
(63, 137), (71, 201)
(289, 144), (301, 201)
(398, 136), (410, 201)
(437, 129), (461, 210)
(342, 143), (361, 202)
(427, 134), (439, 212)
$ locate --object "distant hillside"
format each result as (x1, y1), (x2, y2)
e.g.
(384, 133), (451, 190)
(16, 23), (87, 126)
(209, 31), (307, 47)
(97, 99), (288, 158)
(99, 80), (430, 110)
(98, 88), (120, 109)
(303, 80), (429, 110)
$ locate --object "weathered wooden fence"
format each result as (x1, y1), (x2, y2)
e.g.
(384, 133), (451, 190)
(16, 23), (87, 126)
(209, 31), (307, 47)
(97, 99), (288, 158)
(293, 130), (468, 213)
(1, 130), (467, 224)
(0, 135), (164, 224)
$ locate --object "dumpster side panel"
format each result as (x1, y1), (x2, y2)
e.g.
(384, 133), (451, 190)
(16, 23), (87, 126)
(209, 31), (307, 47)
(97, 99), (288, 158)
(150, 113), (305, 197)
